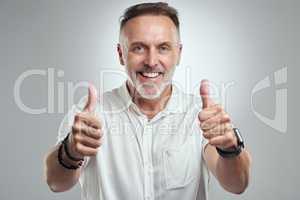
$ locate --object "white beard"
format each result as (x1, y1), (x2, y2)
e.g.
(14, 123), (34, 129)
(135, 80), (169, 100)
(126, 66), (175, 100)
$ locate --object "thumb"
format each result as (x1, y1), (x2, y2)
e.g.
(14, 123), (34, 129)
(83, 83), (97, 112)
(200, 79), (214, 109)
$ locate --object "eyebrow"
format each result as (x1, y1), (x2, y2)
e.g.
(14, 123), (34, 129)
(129, 41), (174, 47)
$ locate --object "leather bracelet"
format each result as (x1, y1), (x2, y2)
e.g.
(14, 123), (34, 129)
(62, 133), (84, 162)
(58, 142), (83, 170)
(216, 146), (242, 158)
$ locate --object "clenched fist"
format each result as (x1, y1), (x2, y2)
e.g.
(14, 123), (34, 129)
(68, 84), (103, 159)
(199, 80), (237, 150)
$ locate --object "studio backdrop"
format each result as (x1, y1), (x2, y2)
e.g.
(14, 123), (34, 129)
(0, 0), (298, 199)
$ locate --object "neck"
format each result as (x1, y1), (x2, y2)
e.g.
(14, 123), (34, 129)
(126, 81), (172, 119)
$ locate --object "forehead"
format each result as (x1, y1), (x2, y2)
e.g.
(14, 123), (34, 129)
(121, 15), (179, 45)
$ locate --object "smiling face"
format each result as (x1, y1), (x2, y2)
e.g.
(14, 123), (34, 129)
(118, 15), (182, 100)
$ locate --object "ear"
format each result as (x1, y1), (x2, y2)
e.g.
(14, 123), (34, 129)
(176, 44), (183, 66)
(117, 43), (125, 66)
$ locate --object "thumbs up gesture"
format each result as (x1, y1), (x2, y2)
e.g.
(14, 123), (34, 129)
(199, 80), (237, 150)
(68, 84), (103, 159)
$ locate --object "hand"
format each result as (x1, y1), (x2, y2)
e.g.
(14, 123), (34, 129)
(198, 80), (237, 150)
(68, 84), (102, 159)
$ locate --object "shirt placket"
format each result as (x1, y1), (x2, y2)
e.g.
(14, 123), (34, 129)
(142, 119), (154, 200)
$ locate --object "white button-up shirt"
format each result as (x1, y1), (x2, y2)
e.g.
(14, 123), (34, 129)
(57, 82), (210, 200)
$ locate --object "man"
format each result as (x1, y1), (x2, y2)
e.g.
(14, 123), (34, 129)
(44, 2), (251, 200)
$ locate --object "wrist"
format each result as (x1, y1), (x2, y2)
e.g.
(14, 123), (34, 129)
(217, 145), (237, 152)
(57, 142), (83, 170)
(61, 145), (84, 166)
(216, 128), (244, 159)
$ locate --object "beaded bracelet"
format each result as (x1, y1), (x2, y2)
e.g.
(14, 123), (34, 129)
(58, 142), (83, 170)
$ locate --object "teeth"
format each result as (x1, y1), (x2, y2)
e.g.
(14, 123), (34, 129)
(141, 72), (160, 78)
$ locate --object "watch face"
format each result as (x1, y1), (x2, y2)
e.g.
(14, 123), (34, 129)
(233, 128), (244, 148)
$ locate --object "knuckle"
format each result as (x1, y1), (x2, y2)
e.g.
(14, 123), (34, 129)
(90, 149), (98, 156)
(73, 122), (83, 132)
(207, 129), (214, 137)
(220, 107), (225, 114)
(200, 122), (207, 130)
(74, 114), (80, 121)
(83, 125), (90, 133)
(226, 123), (232, 131)
(94, 140), (101, 148)
(207, 133), (213, 140)
(75, 113), (85, 122)
(73, 134), (81, 142)
(76, 112), (85, 118)
(222, 113), (231, 122)
(216, 104), (222, 112)
(94, 149), (99, 155)
(198, 112), (205, 122)
(75, 144), (81, 153)
(89, 127), (97, 137)
(95, 121), (102, 129)
(92, 117), (101, 126)
(72, 124), (79, 133)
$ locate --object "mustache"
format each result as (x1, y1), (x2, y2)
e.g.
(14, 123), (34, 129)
(135, 65), (165, 73)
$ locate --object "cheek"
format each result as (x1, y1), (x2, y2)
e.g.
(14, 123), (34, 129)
(126, 53), (145, 69)
(161, 54), (178, 70)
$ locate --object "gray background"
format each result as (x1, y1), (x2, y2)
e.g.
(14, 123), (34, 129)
(0, 0), (299, 199)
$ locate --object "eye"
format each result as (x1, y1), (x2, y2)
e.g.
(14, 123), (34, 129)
(159, 45), (171, 54)
(132, 45), (145, 54)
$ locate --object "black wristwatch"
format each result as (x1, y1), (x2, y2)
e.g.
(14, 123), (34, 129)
(216, 128), (245, 158)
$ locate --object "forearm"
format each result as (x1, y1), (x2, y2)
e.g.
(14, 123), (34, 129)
(215, 149), (251, 194)
(44, 145), (81, 192)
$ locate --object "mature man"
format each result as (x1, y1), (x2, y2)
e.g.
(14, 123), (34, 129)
(44, 2), (251, 200)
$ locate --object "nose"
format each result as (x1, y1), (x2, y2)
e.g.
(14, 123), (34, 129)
(144, 48), (158, 68)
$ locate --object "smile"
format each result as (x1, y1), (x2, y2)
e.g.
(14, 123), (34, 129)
(137, 72), (163, 79)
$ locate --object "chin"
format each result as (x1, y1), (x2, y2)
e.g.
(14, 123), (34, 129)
(135, 82), (167, 100)
(129, 77), (172, 100)
(137, 87), (163, 100)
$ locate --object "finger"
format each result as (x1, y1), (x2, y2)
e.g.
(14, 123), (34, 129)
(200, 79), (214, 109)
(72, 121), (102, 140)
(198, 104), (221, 122)
(200, 111), (231, 131)
(75, 113), (102, 130)
(83, 83), (98, 113)
(73, 134), (102, 149)
(203, 123), (232, 139)
(75, 143), (98, 157)
(208, 131), (236, 149)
